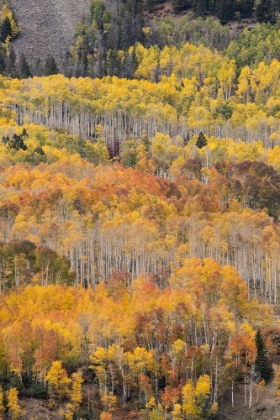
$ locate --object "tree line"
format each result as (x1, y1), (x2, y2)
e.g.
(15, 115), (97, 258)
(2, 0), (280, 79)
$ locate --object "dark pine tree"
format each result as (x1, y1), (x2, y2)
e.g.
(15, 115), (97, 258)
(255, 0), (274, 23)
(21, 128), (28, 139)
(255, 328), (273, 382)
(33, 146), (45, 155)
(236, 0), (254, 18)
(121, 48), (138, 79)
(18, 53), (32, 79)
(215, 0), (236, 23)
(0, 46), (6, 74)
(172, 0), (192, 13)
(33, 58), (43, 76)
(193, 0), (207, 16)
(106, 49), (121, 76)
(196, 132), (208, 149)
(7, 133), (27, 151)
(43, 55), (59, 76)
(5, 45), (18, 78)
(0, 16), (12, 41)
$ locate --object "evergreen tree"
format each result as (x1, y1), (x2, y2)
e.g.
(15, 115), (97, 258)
(255, 0), (274, 23)
(196, 132), (207, 149)
(90, 0), (107, 30)
(0, 16), (12, 41)
(0, 46), (6, 74)
(18, 53), (32, 79)
(9, 46), (17, 65)
(106, 49), (121, 76)
(33, 146), (45, 155)
(255, 328), (273, 382)
(193, 0), (207, 16)
(146, 0), (155, 12)
(172, 0), (192, 13)
(33, 58), (43, 76)
(5, 46), (18, 77)
(121, 48), (138, 78)
(43, 55), (59, 76)
(215, 0), (236, 23)
(7, 133), (27, 151)
(21, 128), (28, 139)
(236, 0), (254, 19)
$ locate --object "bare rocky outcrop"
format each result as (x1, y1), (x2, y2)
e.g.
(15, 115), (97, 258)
(11, 0), (92, 71)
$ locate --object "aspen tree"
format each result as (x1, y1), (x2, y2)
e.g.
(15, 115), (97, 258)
(46, 361), (71, 400)
(7, 388), (21, 420)
(0, 386), (4, 420)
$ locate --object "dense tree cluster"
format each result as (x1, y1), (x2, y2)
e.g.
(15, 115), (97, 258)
(66, 0), (280, 77)
(0, 121), (280, 303)
(0, 266), (273, 417)
(147, 0), (278, 24)
(0, 107), (278, 418)
(1, 0), (280, 79)
(70, 0), (144, 78)
(2, 47), (280, 148)
(0, 1), (279, 417)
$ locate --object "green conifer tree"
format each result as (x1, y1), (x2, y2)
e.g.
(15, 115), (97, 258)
(0, 46), (5, 74)
(18, 53), (32, 79)
(255, 0), (274, 23)
(33, 58), (43, 76)
(172, 0), (192, 13)
(5, 46), (18, 78)
(255, 328), (273, 382)
(0, 16), (12, 41)
(7, 133), (27, 151)
(43, 55), (59, 76)
(193, 0), (207, 16)
(196, 132), (207, 149)
(237, 0), (254, 18)
(215, 0), (236, 23)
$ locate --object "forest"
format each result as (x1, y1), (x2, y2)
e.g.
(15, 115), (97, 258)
(0, 0), (279, 419)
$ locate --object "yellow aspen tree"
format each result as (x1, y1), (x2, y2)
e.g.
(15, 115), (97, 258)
(171, 403), (182, 419)
(46, 361), (71, 400)
(274, 366), (280, 401)
(236, 66), (251, 103)
(64, 370), (84, 419)
(0, 386), (4, 420)
(101, 390), (117, 413)
(149, 403), (165, 420)
(182, 380), (196, 418)
(70, 370), (83, 411)
(195, 375), (211, 416)
(64, 403), (74, 420)
(146, 396), (156, 410)
(7, 388), (21, 420)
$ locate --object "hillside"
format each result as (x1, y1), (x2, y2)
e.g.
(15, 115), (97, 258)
(11, 0), (92, 71)
(1, 2), (280, 419)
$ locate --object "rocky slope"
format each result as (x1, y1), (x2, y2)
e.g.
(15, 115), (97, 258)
(11, 0), (92, 71)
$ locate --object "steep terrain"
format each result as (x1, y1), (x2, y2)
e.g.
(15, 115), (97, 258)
(13, 377), (280, 419)
(11, 0), (92, 70)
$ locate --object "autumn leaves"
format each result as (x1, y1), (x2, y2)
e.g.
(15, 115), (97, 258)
(0, 263), (268, 418)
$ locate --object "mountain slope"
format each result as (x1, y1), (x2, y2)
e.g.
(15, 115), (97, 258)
(11, 0), (92, 70)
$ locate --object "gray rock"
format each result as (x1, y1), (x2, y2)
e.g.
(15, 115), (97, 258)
(11, 0), (93, 71)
